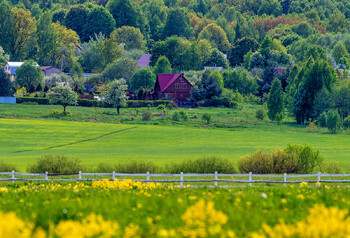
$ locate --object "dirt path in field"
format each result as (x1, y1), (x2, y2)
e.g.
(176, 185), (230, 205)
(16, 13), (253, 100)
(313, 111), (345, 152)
(13, 126), (138, 153)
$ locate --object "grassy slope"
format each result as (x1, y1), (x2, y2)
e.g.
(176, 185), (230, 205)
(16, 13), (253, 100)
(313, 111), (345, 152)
(1, 115), (349, 171)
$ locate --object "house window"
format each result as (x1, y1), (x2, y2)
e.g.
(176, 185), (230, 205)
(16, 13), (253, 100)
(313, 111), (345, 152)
(182, 84), (187, 89)
(175, 83), (180, 89)
(165, 93), (172, 99)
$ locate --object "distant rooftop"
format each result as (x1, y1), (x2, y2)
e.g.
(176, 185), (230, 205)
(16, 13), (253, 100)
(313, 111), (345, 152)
(6, 62), (24, 67)
(137, 54), (151, 68)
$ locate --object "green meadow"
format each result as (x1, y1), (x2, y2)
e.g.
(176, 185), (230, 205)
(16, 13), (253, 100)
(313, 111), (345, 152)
(0, 111), (350, 171)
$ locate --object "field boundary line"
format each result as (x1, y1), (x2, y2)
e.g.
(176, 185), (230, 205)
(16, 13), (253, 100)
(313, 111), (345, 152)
(13, 126), (138, 153)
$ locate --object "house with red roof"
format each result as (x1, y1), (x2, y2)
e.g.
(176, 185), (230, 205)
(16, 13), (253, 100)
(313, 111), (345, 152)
(153, 73), (192, 102)
(41, 66), (62, 76)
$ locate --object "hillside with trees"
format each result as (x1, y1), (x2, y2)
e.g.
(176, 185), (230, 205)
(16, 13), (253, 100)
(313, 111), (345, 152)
(1, 0), (350, 126)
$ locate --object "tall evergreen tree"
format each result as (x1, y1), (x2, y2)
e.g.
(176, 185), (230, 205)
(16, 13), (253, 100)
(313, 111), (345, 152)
(267, 78), (284, 121)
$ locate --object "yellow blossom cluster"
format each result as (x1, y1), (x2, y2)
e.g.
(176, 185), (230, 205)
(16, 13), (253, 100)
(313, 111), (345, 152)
(179, 199), (235, 238)
(55, 213), (120, 238)
(251, 204), (350, 238)
(91, 179), (163, 190)
(0, 211), (44, 238)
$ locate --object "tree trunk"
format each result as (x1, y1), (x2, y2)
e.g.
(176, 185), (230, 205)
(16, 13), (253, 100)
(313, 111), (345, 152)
(63, 105), (66, 115)
(117, 106), (120, 114)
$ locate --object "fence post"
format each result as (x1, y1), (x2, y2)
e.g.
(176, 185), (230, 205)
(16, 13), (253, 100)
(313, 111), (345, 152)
(12, 170), (15, 183)
(283, 173), (287, 186)
(79, 171), (82, 180)
(180, 172), (183, 188)
(112, 171), (115, 181)
(317, 172), (321, 186)
(214, 171), (218, 187)
(45, 171), (48, 181)
(146, 172), (149, 185)
(249, 172), (252, 187)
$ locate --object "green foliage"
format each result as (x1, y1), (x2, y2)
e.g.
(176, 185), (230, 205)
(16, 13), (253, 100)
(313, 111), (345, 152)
(229, 100), (238, 109)
(202, 113), (211, 124)
(130, 67), (156, 92)
(191, 71), (222, 102)
(317, 112), (327, 127)
(163, 7), (192, 38)
(198, 23), (230, 53)
(105, 78), (128, 114)
(107, 0), (147, 34)
(0, 161), (17, 172)
(102, 57), (139, 82)
(153, 56), (172, 75)
(64, 4), (89, 39)
(333, 41), (349, 64)
(0, 71), (13, 97)
(284, 144), (324, 174)
(15, 60), (44, 93)
(326, 109), (342, 133)
(344, 116), (350, 128)
(27, 154), (83, 174)
(98, 160), (159, 173)
(239, 144), (323, 174)
(165, 156), (237, 174)
(222, 68), (258, 95)
(267, 79), (284, 121)
(258, 0), (282, 16)
(111, 26), (146, 50)
(81, 6), (116, 42)
(49, 86), (78, 115)
(172, 110), (188, 121)
(228, 37), (260, 67)
(142, 110), (153, 121)
(255, 108), (266, 121)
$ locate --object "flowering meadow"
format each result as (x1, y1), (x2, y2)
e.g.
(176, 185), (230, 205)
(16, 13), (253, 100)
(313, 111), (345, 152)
(1, 180), (350, 237)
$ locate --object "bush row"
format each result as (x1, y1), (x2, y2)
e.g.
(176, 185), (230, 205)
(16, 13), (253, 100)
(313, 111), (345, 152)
(27, 156), (238, 174)
(16, 97), (173, 108)
(237, 144), (323, 174)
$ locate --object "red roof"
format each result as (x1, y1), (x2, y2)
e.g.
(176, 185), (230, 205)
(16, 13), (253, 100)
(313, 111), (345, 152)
(157, 74), (182, 92)
(41, 66), (57, 71)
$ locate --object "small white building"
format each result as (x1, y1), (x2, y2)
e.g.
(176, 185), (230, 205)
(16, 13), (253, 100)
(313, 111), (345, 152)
(4, 62), (24, 81)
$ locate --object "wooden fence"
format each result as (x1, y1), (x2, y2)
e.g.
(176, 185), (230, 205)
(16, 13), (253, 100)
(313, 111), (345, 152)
(2, 171), (350, 187)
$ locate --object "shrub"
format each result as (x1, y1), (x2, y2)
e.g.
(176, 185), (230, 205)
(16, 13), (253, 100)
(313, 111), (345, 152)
(237, 150), (274, 174)
(202, 113), (211, 124)
(317, 112), (327, 127)
(45, 110), (71, 118)
(0, 161), (17, 172)
(142, 110), (152, 121)
(172, 111), (188, 121)
(343, 116), (350, 128)
(255, 108), (266, 121)
(326, 109), (341, 133)
(316, 162), (343, 174)
(27, 154), (83, 174)
(284, 144), (323, 174)
(98, 160), (159, 173)
(229, 100), (238, 109)
(307, 122), (318, 133)
(238, 144), (323, 174)
(165, 157), (237, 174)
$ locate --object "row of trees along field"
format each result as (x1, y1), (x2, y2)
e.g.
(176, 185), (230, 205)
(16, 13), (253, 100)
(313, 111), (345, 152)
(0, 0), (350, 126)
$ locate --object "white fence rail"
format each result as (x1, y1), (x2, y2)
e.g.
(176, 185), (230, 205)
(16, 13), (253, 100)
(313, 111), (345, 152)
(2, 171), (350, 186)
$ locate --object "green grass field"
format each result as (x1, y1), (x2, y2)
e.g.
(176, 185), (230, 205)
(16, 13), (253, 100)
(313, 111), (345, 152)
(1, 116), (350, 172)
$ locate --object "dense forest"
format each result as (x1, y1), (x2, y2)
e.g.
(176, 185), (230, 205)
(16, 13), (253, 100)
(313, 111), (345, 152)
(0, 0), (350, 125)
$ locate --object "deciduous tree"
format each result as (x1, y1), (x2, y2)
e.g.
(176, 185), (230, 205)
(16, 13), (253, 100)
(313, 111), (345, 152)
(82, 6), (116, 42)
(15, 60), (44, 93)
(49, 85), (78, 115)
(105, 78), (128, 114)
(130, 67), (155, 92)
